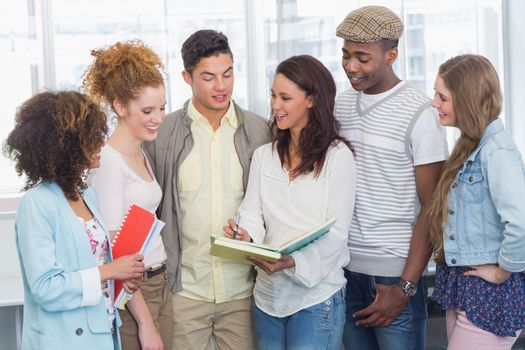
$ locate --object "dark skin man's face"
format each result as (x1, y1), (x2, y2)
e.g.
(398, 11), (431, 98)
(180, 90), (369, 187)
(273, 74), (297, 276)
(341, 40), (398, 94)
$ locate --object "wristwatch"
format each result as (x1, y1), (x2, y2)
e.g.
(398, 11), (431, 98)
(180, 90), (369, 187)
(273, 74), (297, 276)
(397, 278), (417, 297)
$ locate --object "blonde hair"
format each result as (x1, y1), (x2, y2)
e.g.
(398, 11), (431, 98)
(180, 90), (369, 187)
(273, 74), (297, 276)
(82, 39), (164, 111)
(428, 54), (502, 263)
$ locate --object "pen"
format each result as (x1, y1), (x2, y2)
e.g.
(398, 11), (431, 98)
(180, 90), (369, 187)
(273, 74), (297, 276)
(233, 212), (240, 240)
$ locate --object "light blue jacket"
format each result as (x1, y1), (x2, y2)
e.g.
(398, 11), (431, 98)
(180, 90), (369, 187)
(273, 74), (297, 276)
(444, 119), (525, 272)
(15, 182), (121, 349)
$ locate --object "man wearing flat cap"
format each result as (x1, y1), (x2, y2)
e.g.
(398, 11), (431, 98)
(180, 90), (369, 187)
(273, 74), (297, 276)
(334, 5), (448, 350)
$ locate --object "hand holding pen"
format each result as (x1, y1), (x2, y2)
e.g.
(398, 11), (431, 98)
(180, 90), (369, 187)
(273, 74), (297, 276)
(223, 214), (251, 241)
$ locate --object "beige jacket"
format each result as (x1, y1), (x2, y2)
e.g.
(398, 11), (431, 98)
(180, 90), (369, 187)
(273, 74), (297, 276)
(142, 100), (270, 292)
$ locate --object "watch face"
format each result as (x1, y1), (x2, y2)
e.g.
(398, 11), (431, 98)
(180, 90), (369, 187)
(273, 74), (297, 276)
(406, 284), (417, 296)
(399, 280), (417, 297)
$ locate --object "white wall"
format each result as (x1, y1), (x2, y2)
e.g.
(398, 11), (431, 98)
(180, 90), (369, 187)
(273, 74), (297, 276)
(0, 215), (20, 279)
(0, 214), (22, 350)
(503, 0), (525, 155)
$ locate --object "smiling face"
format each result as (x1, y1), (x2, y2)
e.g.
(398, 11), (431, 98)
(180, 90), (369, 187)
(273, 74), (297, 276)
(182, 53), (234, 119)
(114, 84), (167, 142)
(432, 75), (457, 127)
(271, 73), (313, 136)
(341, 40), (398, 94)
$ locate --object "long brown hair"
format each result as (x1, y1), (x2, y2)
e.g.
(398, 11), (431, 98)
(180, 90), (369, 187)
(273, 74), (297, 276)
(428, 54), (502, 262)
(271, 55), (350, 178)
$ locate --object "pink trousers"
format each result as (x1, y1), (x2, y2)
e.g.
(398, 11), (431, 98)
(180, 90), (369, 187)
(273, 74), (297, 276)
(446, 309), (520, 350)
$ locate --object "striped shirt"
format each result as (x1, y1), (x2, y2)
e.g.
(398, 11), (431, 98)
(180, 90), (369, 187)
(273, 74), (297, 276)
(335, 82), (448, 276)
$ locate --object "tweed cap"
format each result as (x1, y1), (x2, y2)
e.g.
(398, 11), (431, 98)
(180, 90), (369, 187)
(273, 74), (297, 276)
(336, 6), (404, 43)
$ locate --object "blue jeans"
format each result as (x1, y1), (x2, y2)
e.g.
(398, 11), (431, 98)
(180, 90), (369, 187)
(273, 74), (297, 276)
(253, 288), (345, 350)
(343, 270), (427, 350)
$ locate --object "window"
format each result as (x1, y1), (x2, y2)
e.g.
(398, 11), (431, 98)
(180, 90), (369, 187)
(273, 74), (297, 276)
(262, 0), (504, 149)
(263, 0), (349, 106)
(163, 0), (247, 109)
(0, 0), (42, 196)
(52, 0), (169, 92)
(0, 0), (246, 197)
(0, 0), (509, 198)
(52, 0), (247, 111)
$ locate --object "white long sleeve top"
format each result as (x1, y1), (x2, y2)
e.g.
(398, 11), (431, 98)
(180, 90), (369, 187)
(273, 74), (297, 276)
(239, 141), (356, 317)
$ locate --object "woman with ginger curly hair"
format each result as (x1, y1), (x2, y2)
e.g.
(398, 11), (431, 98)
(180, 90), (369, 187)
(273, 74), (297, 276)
(4, 91), (145, 349)
(83, 40), (171, 350)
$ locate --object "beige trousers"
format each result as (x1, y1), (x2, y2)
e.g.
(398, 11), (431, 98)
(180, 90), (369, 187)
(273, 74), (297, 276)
(172, 294), (256, 350)
(119, 271), (174, 350)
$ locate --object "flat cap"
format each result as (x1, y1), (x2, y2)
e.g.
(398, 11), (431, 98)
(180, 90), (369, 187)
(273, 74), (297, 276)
(336, 6), (404, 43)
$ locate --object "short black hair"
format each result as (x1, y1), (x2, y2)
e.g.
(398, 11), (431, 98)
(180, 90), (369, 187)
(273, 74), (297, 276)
(181, 30), (233, 75)
(378, 39), (399, 51)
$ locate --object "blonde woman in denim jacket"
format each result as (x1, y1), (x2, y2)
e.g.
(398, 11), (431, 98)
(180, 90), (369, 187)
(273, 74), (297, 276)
(428, 54), (525, 350)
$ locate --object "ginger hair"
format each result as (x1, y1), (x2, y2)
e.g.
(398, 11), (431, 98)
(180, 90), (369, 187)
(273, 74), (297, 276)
(83, 39), (164, 111)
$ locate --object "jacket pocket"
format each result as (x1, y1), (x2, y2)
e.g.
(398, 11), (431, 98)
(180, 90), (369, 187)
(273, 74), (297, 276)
(27, 327), (62, 348)
(86, 304), (113, 334)
(458, 170), (485, 203)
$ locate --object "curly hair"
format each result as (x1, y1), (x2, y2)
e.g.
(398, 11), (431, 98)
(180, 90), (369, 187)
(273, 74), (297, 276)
(181, 30), (232, 75)
(82, 39), (164, 111)
(428, 54), (502, 263)
(3, 91), (108, 200)
(271, 55), (351, 178)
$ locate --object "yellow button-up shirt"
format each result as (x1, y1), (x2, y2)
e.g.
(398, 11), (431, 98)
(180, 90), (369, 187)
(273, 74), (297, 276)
(177, 100), (254, 303)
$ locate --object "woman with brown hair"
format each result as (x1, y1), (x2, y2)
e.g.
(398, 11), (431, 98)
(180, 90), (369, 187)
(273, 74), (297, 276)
(84, 40), (171, 350)
(429, 54), (525, 349)
(223, 55), (356, 350)
(4, 90), (145, 349)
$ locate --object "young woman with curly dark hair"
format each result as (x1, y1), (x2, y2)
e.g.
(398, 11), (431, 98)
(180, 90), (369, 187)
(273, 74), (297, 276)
(3, 90), (145, 349)
(223, 55), (357, 350)
(83, 40), (170, 350)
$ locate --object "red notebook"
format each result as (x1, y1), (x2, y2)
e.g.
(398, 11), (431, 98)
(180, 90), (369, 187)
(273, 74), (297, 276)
(111, 204), (164, 308)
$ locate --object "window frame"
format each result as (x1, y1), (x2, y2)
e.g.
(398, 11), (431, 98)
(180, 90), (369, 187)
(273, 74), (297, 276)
(1, 0), (522, 212)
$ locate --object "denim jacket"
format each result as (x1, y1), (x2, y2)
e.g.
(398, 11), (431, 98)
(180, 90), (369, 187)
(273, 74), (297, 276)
(444, 119), (525, 272)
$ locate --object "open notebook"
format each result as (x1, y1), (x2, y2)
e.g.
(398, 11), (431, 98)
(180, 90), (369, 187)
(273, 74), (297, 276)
(111, 204), (165, 309)
(210, 218), (336, 264)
